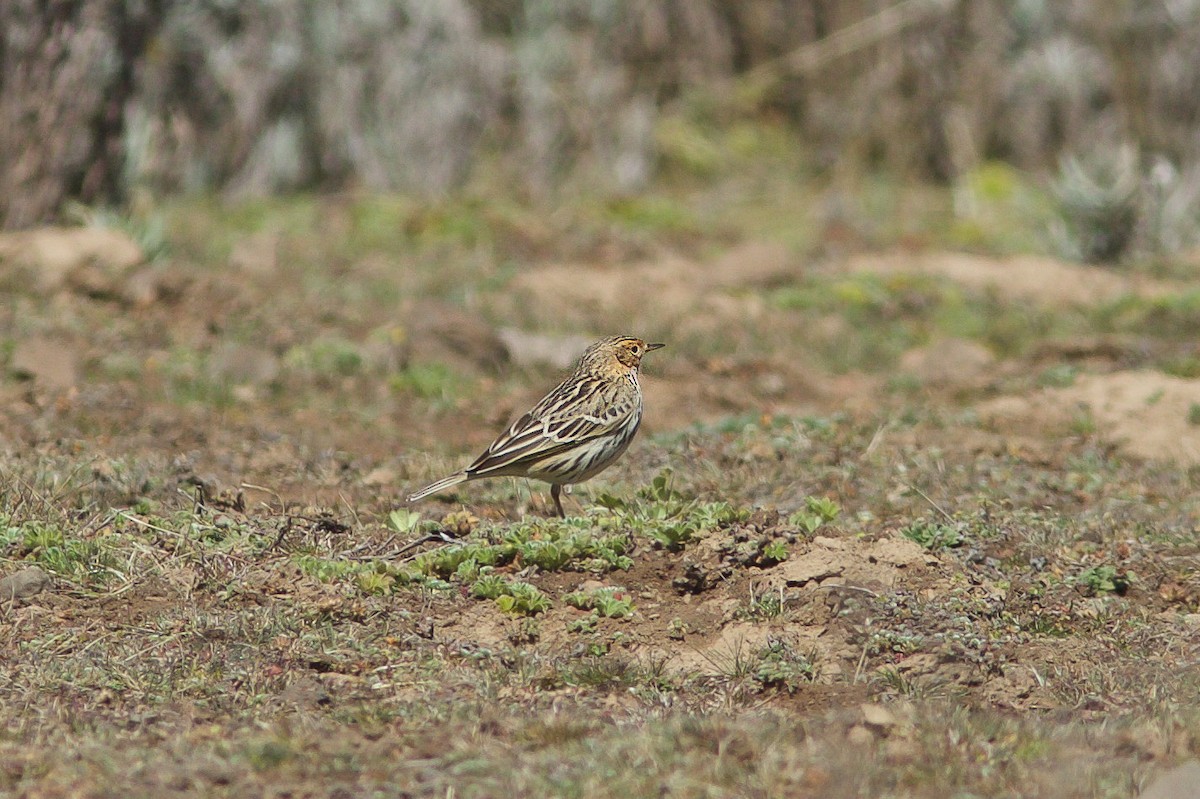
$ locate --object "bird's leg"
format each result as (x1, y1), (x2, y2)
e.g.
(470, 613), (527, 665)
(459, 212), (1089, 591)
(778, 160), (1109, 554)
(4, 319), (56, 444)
(550, 484), (565, 518)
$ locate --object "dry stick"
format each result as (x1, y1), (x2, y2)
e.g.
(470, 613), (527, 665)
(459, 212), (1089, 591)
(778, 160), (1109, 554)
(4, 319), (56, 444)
(864, 421), (891, 458)
(241, 482), (283, 512)
(115, 510), (186, 539)
(904, 481), (956, 524)
(338, 491), (362, 529)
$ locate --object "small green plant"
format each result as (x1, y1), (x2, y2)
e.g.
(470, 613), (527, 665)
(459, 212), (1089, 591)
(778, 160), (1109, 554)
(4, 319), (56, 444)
(567, 614), (600, 634)
(866, 629), (925, 657)
(296, 555), (361, 582)
(760, 540), (789, 564)
(1051, 146), (1139, 263)
(284, 336), (364, 378)
(470, 573), (510, 600)
(387, 509), (422, 534)
(1069, 409), (1098, 436)
(1188, 403), (1200, 426)
(453, 558), (482, 582)
(901, 519), (963, 550)
(469, 573), (550, 614)
(564, 586), (635, 619)
(417, 542), (506, 578)
(744, 591), (785, 620)
(598, 471), (747, 552)
(15, 522), (118, 586)
(642, 469), (685, 504)
(1037, 364), (1079, 388)
(355, 570), (394, 595)
(752, 639), (818, 692)
(1075, 565), (1134, 595)
(788, 496), (840, 535)
(495, 582), (551, 616)
(390, 363), (463, 404)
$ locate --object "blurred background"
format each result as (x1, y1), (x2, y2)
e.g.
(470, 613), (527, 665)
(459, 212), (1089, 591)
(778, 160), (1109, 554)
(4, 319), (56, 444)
(3, 0), (1200, 496)
(6, 0), (1200, 261)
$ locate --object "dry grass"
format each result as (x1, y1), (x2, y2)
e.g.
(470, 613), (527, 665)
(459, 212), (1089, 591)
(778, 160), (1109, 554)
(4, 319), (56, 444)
(2, 174), (1200, 796)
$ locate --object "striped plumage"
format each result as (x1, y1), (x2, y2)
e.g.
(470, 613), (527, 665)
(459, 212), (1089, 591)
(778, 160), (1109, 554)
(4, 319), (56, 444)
(407, 336), (664, 517)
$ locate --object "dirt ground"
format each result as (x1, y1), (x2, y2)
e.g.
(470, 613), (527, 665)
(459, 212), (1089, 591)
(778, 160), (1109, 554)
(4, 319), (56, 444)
(1, 217), (1199, 798)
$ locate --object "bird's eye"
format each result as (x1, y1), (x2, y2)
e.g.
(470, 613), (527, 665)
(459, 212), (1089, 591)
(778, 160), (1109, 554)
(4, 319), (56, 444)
(631, 344), (641, 354)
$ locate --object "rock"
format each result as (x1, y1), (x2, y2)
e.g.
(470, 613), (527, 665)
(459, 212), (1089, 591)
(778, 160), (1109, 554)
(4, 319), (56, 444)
(278, 675), (331, 709)
(209, 342), (280, 385)
(846, 724), (875, 745)
(779, 547), (845, 586)
(0, 226), (143, 295)
(708, 241), (794, 288)
(361, 466), (397, 487)
(900, 338), (996, 387)
(0, 567), (50, 601)
(496, 329), (592, 370)
(10, 337), (80, 390)
(1138, 760), (1200, 799)
(408, 302), (510, 374)
(120, 266), (188, 307)
(228, 232), (280, 278)
(860, 703), (897, 730)
(865, 537), (941, 568)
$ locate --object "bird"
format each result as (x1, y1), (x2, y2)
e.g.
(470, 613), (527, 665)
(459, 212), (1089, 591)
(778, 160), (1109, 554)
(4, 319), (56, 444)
(407, 335), (664, 517)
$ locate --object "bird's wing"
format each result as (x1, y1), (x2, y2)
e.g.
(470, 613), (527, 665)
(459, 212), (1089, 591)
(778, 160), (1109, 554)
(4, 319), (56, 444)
(464, 378), (638, 477)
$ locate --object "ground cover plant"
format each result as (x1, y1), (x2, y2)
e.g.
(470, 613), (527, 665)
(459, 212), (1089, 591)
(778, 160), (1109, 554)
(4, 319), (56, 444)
(2, 166), (1200, 797)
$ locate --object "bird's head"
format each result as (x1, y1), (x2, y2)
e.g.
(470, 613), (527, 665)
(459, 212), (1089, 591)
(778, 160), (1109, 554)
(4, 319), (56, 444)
(582, 336), (665, 373)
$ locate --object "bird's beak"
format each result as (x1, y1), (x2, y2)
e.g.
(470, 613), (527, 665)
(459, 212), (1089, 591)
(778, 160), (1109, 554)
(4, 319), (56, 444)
(646, 342), (666, 352)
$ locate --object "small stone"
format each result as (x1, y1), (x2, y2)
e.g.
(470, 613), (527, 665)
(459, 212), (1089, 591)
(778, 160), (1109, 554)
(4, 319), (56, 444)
(278, 676), (332, 709)
(409, 302), (510, 374)
(10, 337), (79, 391)
(861, 703), (897, 730)
(0, 567), (50, 601)
(209, 342), (280, 385)
(0, 226), (143, 294)
(496, 329), (592, 370)
(361, 466), (397, 487)
(900, 337), (996, 387)
(846, 724), (875, 745)
(779, 549), (845, 587)
(192, 758), (235, 786)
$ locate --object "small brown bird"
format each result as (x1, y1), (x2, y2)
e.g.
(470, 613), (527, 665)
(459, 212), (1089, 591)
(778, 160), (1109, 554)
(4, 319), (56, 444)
(407, 335), (664, 517)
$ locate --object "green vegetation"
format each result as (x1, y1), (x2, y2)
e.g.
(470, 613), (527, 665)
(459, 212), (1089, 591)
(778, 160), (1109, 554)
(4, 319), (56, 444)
(788, 496), (841, 535)
(564, 586), (635, 619)
(1075, 565), (1135, 596)
(901, 519), (964, 551)
(751, 639), (819, 692)
(472, 576), (551, 615)
(390, 363), (468, 405)
(5, 105), (1200, 798)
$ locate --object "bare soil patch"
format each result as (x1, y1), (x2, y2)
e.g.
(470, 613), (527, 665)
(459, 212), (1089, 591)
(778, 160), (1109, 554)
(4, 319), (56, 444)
(979, 370), (1200, 465)
(844, 249), (1185, 306)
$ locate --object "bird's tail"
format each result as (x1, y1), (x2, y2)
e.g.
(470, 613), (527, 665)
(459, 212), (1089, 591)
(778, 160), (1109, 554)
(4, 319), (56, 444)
(407, 472), (469, 503)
